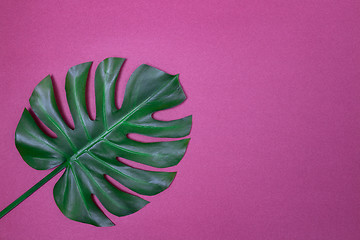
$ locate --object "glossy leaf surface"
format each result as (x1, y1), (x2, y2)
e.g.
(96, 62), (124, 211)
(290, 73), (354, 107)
(15, 58), (191, 226)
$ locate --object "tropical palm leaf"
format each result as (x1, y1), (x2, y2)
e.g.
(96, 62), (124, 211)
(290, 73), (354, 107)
(12, 57), (191, 226)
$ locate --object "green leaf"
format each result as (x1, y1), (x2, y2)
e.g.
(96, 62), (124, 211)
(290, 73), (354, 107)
(14, 58), (192, 226)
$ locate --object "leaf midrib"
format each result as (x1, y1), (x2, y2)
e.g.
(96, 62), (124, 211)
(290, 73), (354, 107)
(70, 75), (176, 162)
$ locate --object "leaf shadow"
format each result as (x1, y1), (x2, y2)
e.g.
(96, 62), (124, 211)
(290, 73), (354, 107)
(28, 108), (57, 138)
(50, 75), (75, 130)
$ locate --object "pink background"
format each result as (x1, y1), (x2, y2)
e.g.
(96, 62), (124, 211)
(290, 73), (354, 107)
(0, 0), (360, 239)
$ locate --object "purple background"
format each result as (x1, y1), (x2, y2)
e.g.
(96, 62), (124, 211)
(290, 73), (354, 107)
(1, 0), (360, 239)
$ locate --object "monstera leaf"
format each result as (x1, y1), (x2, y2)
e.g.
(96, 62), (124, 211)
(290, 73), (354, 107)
(0, 58), (191, 226)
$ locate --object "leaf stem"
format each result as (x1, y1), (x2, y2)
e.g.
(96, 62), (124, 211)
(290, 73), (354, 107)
(0, 162), (67, 219)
